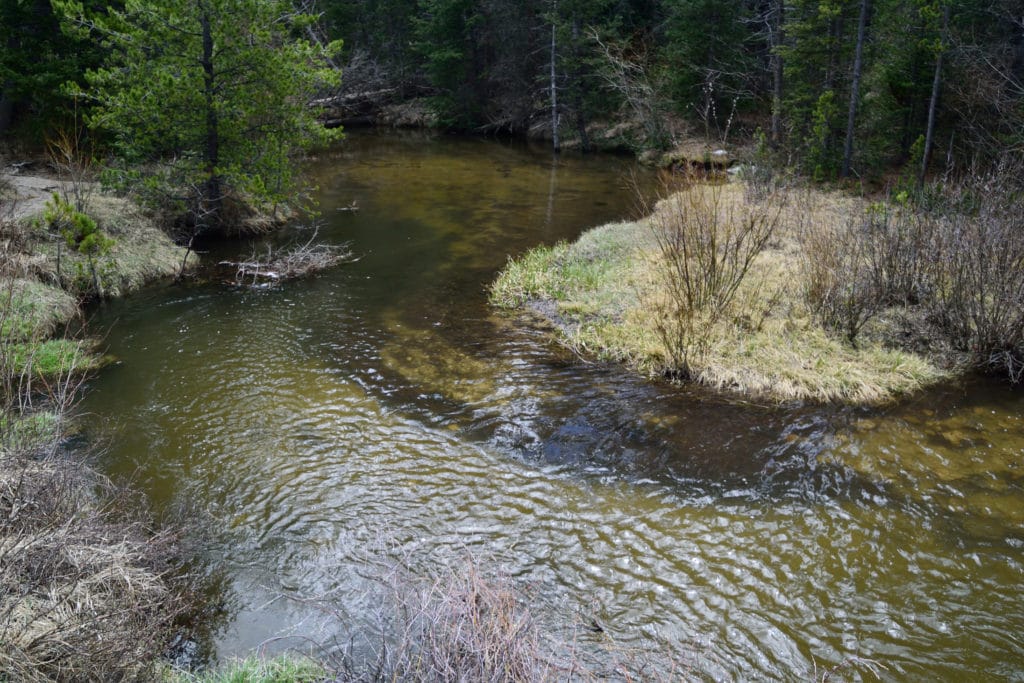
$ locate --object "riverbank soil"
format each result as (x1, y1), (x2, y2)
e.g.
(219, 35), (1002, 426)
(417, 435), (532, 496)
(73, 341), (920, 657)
(491, 180), (947, 404)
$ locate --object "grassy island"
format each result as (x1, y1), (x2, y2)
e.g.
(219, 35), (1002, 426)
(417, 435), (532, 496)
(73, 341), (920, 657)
(492, 171), (1023, 404)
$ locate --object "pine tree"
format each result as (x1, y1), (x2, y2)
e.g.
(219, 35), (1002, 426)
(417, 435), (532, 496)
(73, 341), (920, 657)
(55, 0), (342, 234)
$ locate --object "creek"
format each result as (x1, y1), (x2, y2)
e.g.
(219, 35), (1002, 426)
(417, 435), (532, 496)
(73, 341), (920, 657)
(80, 129), (1024, 679)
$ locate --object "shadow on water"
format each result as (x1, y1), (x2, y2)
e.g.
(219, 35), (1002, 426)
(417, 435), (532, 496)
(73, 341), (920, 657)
(79, 129), (1024, 679)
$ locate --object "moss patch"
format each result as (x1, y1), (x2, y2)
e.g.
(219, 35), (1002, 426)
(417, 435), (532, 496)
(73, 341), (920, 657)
(491, 183), (946, 404)
(4, 338), (100, 378)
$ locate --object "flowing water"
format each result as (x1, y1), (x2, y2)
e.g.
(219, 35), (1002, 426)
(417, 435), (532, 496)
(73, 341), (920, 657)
(80, 130), (1024, 679)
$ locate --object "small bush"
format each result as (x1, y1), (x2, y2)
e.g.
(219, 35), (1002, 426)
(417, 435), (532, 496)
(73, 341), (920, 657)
(799, 211), (879, 345)
(645, 175), (781, 377)
(860, 200), (934, 307)
(42, 193), (115, 297)
(927, 164), (1024, 381)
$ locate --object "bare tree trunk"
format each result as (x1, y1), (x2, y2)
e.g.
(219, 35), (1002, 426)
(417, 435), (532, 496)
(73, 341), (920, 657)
(841, 0), (870, 178)
(770, 0), (784, 144)
(920, 4), (950, 186)
(550, 9), (560, 153)
(200, 5), (222, 228)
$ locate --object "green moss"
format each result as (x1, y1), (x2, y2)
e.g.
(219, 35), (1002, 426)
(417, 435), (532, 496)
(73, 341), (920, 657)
(166, 656), (326, 683)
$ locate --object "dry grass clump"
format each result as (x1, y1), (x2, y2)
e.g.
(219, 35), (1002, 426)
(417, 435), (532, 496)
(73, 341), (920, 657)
(379, 564), (546, 681)
(0, 453), (190, 682)
(266, 558), (689, 683)
(0, 278), (78, 341)
(312, 563), (550, 682)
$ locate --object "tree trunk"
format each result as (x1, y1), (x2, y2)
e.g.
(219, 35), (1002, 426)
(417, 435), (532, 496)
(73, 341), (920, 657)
(0, 88), (13, 134)
(200, 6), (222, 227)
(920, 4), (950, 186)
(770, 0), (784, 144)
(841, 0), (869, 178)
(571, 17), (590, 152)
(550, 9), (560, 153)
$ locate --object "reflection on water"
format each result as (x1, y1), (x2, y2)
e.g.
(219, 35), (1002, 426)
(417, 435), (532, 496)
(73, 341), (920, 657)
(81, 129), (1024, 679)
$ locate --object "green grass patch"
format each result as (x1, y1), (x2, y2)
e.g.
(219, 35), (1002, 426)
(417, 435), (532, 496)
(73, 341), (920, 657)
(166, 656), (326, 683)
(0, 279), (78, 341)
(490, 221), (644, 312)
(4, 338), (99, 378)
(0, 410), (60, 453)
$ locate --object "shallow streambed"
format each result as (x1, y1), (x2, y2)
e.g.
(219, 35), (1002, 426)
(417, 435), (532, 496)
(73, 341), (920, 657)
(80, 130), (1024, 679)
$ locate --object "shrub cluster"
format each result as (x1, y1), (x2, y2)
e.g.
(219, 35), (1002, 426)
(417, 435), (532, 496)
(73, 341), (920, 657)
(800, 162), (1024, 382)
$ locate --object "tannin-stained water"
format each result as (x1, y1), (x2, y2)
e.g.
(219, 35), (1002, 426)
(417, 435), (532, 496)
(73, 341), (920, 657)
(80, 129), (1024, 678)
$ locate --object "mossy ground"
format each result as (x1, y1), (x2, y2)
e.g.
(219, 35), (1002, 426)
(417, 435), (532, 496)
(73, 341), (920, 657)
(491, 182), (946, 404)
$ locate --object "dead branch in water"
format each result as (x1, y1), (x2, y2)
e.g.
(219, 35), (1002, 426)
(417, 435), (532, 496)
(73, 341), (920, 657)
(220, 230), (356, 286)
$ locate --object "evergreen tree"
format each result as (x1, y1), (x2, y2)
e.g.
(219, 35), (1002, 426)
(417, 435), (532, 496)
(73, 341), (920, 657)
(55, 0), (342, 233)
(662, 0), (753, 134)
(0, 0), (102, 138)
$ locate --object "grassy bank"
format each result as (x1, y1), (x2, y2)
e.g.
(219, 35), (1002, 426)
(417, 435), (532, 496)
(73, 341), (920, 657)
(491, 180), (950, 404)
(1, 172), (202, 681)
(2, 172), (196, 373)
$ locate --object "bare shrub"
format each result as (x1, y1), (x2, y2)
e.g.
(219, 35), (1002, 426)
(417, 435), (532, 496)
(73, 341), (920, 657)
(644, 176), (781, 378)
(860, 202), (934, 307)
(284, 559), (688, 683)
(799, 196), (934, 346)
(45, 126), (96, 214)
(927, 164), (1024, 381)
(374, 564), (547, 681)
(799, 213), (879, 345)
